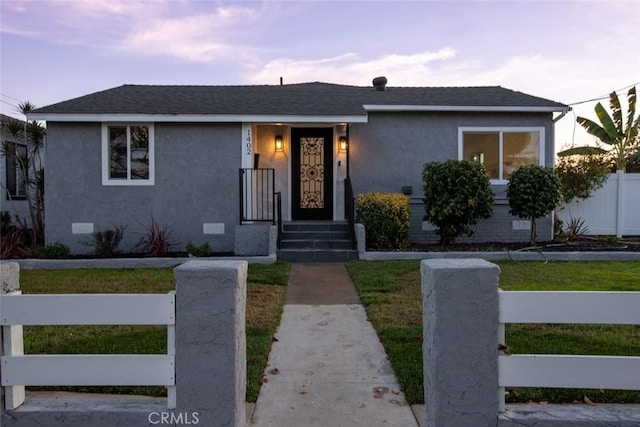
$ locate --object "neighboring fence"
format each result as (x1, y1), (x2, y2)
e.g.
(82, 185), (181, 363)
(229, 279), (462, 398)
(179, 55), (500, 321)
(558, 171), (640, 237)
(421, 259), (640, 427)
(1, 260), (247, 427)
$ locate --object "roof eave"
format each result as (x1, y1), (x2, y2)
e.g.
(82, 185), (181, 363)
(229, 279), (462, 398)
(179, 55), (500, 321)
(363, 105), (570, 113)
(26, 113), (369, 123)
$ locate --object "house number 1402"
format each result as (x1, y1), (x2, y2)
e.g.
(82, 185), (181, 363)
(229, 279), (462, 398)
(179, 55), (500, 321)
(246, 130), (252, 155)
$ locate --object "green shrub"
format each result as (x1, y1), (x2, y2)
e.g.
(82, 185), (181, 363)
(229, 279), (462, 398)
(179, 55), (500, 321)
(555, 154), (609, 204)
(38, 242), (70, 259)
(507, 165), (561, 245)
(82, 225), (126, 258)
(422, 160), (494, 245)
(186, 241), (212, 257)
(356, 192), (410, 250)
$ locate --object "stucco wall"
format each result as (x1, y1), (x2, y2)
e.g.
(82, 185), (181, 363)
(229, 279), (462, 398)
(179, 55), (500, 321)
(349, 112), (555, 243)
(45, 122), (241, 254)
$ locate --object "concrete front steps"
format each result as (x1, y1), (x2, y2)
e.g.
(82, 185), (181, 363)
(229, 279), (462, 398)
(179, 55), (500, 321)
(277, 221), (358, 262)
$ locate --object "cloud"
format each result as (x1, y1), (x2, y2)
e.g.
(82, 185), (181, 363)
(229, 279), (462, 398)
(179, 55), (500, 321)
(0, 0), (259, 62)
(122, 7), (258, 62)
(0, 25), (39, 37)
(248, 48), (457, 86)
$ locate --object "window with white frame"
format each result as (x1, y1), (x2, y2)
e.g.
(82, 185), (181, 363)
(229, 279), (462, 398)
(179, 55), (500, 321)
(458, 127), (544, 182)
(102, 124), (154, 185)
(5, 143), (27, 198)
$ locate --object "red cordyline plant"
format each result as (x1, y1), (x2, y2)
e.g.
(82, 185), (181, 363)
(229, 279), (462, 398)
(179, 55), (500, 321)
(136, 217), (177, 257)
(0, 228), (30, 259)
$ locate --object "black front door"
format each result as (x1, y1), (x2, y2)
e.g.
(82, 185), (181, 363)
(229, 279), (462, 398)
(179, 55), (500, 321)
(291, 127), (333, 220)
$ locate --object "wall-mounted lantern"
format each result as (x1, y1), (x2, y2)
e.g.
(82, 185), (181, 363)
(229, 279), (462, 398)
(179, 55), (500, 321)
(339, 136), (348, 152)
(275, 135), (283, 152)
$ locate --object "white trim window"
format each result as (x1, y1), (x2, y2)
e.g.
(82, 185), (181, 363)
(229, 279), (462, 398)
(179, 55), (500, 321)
(102, 124), (154, 185)
(458, 127), (545, 183)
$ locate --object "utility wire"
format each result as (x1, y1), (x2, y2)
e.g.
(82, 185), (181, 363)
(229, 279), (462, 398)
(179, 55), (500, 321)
(568, 81), (640, 106)
(0, 92), (23, 103)
(563, 80), (639, 148)
(1, 99), (18, 107)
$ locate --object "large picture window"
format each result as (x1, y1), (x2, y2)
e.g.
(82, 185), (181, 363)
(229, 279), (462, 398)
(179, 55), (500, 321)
(459, 127), (544, 182)
(102, 124), (154, 185)
(5, 143), (27, 199)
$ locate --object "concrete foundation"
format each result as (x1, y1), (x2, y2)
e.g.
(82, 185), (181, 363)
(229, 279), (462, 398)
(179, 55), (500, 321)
(235, 224), (272, 256)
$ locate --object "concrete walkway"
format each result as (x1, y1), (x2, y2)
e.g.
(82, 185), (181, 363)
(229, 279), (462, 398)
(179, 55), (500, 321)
(250, 263), (420, 427)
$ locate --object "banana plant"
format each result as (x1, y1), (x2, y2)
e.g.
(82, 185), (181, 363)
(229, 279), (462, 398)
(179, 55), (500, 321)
(576, 86), (639, 171)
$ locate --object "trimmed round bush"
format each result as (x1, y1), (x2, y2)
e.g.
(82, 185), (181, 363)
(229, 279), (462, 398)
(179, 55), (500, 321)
(356, 192), (410, 250)
(422, 160), (494, 245)
(507, 165), (561, 245)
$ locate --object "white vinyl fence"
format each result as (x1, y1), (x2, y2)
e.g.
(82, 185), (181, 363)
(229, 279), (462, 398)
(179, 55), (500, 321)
(558, 171), (640, 237)
(498, 290), (640, 411)
(421, 259), (640, 427)
(0, 291), (176, 410)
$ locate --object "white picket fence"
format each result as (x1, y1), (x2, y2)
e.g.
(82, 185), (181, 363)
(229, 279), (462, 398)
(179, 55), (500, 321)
(558, 171), (640, 237)
(498, 290), (640, 411)
(0, 291), (176, 410)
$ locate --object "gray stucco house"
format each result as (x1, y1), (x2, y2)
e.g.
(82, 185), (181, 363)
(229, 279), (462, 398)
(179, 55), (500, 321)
(29, 78), (568, 258)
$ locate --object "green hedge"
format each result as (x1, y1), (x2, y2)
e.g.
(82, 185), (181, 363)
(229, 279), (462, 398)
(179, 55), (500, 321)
(356, 192), (410, 250)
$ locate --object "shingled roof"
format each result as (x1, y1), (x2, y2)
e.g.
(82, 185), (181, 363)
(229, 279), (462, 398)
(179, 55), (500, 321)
(30, 82), (568, 119)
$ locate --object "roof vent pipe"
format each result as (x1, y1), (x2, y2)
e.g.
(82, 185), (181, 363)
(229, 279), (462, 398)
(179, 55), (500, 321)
(373, 76), (387, 91)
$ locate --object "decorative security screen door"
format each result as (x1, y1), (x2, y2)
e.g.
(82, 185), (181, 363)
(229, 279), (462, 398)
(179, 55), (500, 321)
(291, 127), (333, 220)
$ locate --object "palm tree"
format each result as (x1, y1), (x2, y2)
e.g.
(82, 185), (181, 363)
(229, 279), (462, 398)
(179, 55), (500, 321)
(1, 102), (46, 246)
(576, 86), (639, 172)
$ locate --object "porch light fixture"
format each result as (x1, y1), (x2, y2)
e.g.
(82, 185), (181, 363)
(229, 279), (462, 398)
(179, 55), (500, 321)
(275, 135), (283, 152)
(339, 136), (348, 152)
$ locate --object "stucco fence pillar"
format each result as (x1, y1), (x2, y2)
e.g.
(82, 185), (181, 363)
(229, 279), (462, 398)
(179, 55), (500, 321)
(173, 260), (247, 426)
(1, 260), (246, 427)
(421, 258), (500, 427)
(1, 262), (26, 413)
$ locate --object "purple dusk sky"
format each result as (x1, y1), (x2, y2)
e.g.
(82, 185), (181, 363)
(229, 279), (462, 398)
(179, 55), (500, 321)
(1, 0), (638, 151)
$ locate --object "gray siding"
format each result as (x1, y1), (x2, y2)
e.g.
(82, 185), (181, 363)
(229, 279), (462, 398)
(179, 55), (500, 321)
(350, 112), (555, 243)
(45, 122), (241, 254)
(409, 199), (553, 244)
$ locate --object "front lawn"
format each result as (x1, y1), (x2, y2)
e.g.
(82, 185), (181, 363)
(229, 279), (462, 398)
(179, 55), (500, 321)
(346, 260), (640, 405)
(18, 261), (290, 402)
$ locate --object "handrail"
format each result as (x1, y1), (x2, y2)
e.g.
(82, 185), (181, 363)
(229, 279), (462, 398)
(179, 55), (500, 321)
(239, 168), (276, 224)
(275, 192), (282, 249)
(345, 177), (356, 249)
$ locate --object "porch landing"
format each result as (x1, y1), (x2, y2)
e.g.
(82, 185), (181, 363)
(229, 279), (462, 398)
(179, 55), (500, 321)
(277, 221), (358, 262)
